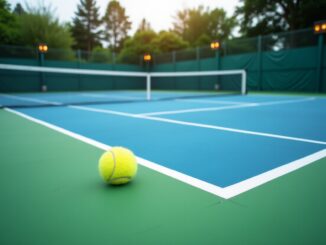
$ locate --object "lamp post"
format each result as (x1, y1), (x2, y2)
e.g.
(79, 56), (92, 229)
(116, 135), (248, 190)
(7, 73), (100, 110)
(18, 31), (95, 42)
(314, 20), (326, 92)
(38, 43), (48, 92)
(143, 53), (152, 100)
(143, 53), (152, 72)
(211, 40), (220, 90)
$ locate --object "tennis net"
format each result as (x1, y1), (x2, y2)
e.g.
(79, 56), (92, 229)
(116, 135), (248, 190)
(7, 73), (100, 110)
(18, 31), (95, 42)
(0, 64), (246, 108)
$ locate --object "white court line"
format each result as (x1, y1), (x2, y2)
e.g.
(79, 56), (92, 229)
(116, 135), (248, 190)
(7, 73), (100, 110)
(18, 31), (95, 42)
(142, 97), (316, 116)
(139, 103), (258, 116)
(5, 108), (326, 199)
(222, 149), (326, 198)
(70, 105), (138, 117)
(81, 93), (142, 100)
(177, 96), (315, 106)
(69, 105), (326, 145)
(0, 93), (62, 105)
(257, 97), (316, 106)
(175, 99), (252, 105)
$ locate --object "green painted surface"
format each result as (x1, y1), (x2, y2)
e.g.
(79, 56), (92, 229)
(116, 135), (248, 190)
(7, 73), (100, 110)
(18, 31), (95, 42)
(0, 109), (326, 244)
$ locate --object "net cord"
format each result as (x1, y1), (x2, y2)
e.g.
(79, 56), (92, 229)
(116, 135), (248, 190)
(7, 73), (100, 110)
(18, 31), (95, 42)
(0, 64), (247, 100)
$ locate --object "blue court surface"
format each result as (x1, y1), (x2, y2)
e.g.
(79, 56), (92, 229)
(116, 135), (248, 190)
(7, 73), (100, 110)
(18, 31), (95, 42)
(8, 93), (326, 197)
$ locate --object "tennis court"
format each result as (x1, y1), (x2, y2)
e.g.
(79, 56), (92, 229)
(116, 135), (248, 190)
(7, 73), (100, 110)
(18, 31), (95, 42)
(1, 81), (326, 243)
(2, 0), (326, 243)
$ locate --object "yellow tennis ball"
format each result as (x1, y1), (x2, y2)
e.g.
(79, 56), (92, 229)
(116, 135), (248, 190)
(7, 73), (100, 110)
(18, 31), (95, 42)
(98, 147), (138, 185)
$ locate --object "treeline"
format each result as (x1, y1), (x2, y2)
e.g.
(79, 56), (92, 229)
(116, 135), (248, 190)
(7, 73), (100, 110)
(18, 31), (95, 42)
(1, 0), (325, 62)
(0, 0), (235, 62)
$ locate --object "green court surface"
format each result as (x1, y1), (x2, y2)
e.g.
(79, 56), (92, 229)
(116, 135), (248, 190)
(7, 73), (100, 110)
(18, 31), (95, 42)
(0, 109), (326, 244)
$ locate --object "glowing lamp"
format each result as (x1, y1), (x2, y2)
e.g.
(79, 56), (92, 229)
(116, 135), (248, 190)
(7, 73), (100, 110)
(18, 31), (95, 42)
(315, 25), (321, 33)
(314, 20), (326, 34)
(210, 41), (220, 50)
(322, 24), (326, 30)
(38, 43), (48, 53)
(143, 53), (152, 62)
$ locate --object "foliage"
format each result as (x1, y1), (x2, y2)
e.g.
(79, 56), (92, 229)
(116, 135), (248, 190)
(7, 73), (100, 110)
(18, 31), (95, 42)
(103, 0), (131, 53)
(2, 0), (323, 64)
(0, 0), (20, 44)
(16, 4), (73, 50)
(173, 9), (188, 40)
(152, 31), (189, 53)
(13, 3), (25, 16)
(70, 0), (102, 52)
(137, 18), (152, 33)
(89, 47), (113, 63)
(173, 6), (236, 46)
(117, 30), (157, 64)
(207, 8), (236, 42)
(236, 0), (326, 37)
(117, 29), (191, 64)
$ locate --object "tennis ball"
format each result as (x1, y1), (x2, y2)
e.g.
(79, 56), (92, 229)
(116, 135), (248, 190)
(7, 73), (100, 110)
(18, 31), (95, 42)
(98, 147), (138, 185)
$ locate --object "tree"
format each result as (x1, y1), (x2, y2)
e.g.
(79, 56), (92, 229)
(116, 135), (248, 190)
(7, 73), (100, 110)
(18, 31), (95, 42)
(173, 9), (188, 40)
(90, 47), (113, 63)
(118, 30), (190, 64)
(103, 0), (131, 53)
(137, 18), (152, 33)
(152, 31), (189, 53)
(117, 30), (157, 64)
(13, 3), (25, 16)
(173, 6), (236, 47)
(208, 8), (236, 43)
(236, 0), (326, 37)
(70, 0), (102, 52)
(16, 4), (74, 56)
(0, 0), (20, 44)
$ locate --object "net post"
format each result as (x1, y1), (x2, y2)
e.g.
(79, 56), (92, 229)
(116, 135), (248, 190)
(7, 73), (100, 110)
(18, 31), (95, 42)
(241, 70), (247, 95)
(146, 74), (151, 100)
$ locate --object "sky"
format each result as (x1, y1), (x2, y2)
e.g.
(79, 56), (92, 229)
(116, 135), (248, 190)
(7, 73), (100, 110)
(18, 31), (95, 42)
(8, 0), (240, 34)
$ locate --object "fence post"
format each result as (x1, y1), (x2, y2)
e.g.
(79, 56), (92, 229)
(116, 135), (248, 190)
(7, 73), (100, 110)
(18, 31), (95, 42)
(257, 35), (262, 91)
(112, 52), (117, 90)
(172, 51), (176, 71)
(215, 47), (220, 89)
(196, 47), (201, 89)
(215, 49), (220, 70)
(139, 55), (143, 67)
(316, 34), (324, 92)
(172, 51), (176, 89)
(76, 49), (81, 68)
(76, 50), (82, 90)
(38, 51), (45, 92)
(196, 47), (200, 71)
(112, 52), (116, 70)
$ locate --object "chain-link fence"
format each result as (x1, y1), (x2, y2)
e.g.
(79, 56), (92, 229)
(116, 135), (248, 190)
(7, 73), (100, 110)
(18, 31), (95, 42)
(262, 28), (318, 51)
(153, 28), (319, 64)
(0, 45), (38, 60)
(0, 45), (141, 66)
(0, 28), (322, 67)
